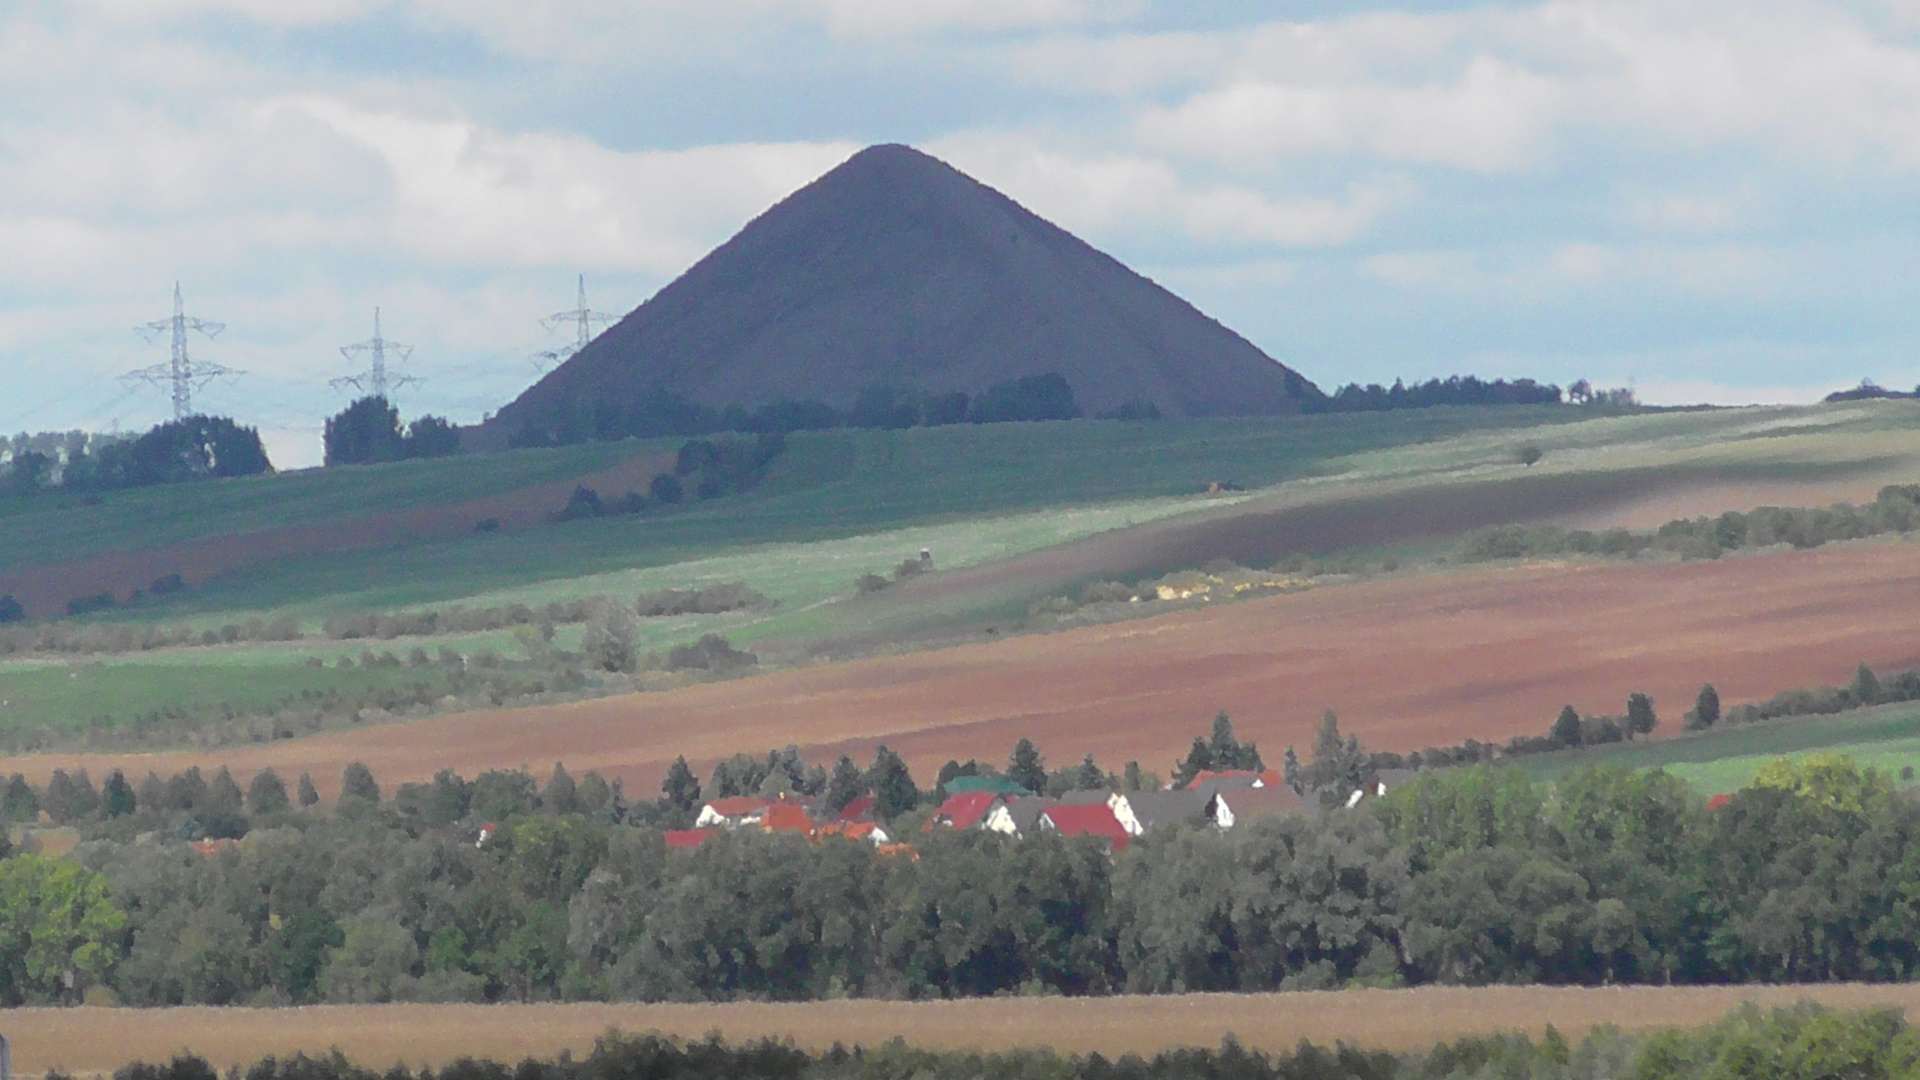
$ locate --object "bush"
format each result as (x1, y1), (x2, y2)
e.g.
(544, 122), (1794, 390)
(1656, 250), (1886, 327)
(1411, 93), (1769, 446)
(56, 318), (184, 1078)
(665, 634), (757, 672)
(0, 595), (22, 624)
(635, 584), (767, 617)
(555, 485), (604, 521)
(66, 592), (115, 617)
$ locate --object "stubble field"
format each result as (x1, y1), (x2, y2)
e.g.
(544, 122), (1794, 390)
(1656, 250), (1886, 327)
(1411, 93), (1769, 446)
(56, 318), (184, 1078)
(10, 985), (1920, 1074)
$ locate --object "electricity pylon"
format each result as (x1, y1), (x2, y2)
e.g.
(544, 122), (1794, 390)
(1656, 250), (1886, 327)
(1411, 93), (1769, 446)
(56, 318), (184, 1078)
(534, 274), (616, 371)
(331, 307), (418, 400)
(124, 283), (237, 420)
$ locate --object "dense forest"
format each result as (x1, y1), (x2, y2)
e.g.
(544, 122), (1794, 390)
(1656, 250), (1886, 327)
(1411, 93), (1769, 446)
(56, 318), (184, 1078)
(2, 743), (1917, 1007)
(96, 1004), (1920, 1080)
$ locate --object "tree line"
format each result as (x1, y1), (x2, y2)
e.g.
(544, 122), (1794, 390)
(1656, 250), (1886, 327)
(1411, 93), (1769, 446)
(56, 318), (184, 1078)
(90, 1004), (1920, 1080)
(3, 415), (271, 497)
(1459, 483), (1920, 564)
(6, 737), (1920, 1006)
(1302, 376), (1569, 414)
(507, 373), (1093, 449)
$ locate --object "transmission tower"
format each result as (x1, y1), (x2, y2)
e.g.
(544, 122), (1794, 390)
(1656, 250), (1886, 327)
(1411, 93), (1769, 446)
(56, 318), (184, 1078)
(124, 282), (237, 420)
(534, 274), (616, 371)
(331, 307), (418, 400)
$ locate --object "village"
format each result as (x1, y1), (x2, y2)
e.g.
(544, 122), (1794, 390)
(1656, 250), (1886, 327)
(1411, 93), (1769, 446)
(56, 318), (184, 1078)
(670, 766), (1416, 855)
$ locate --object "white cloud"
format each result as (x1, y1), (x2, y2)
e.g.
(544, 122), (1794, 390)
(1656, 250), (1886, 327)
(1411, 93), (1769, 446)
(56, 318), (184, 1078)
(931, 133), (1402, 247)
(263, 98), (859, 271)
(1362, 240), (1784, 299)
(815, 0), (1134, 38)
(1139, 56), (1560, 172)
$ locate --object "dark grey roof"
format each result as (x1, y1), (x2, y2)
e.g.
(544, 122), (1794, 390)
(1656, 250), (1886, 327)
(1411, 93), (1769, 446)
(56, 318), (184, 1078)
(1119, 790), (1210, 833)
(997, 796), (1049, 834)
(1373, 768), (1418, 792)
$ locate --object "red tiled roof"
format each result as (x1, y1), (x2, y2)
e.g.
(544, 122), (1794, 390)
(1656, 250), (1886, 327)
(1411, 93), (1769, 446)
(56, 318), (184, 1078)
(923, 791), (1000, 831)
(1041, 804), (1131, 852)
(1706, 793), (1732, 810)
(703, 796), (775, 818)
(189, 838), (240, 856)
(818, 821), (885, 843)
(664, 829), (716, 849)
(835, 795), (875, 821)
(761, 803), (815, 833)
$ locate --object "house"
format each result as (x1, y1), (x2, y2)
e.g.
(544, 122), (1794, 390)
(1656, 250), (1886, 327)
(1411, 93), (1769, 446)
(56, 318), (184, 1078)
(834, 795), (875, 822)
(983, 796), (1050, 836)
(817, 820), (893, 845)
(922, 791), (1004, 831)
(1373, 768), (1417, 794)
(663, 829), (716, 850)
(1039, 803), (1131, 853)
(1184, 769), (1282, 792)
(188, 837), (240, 857)
(760, 803), (815, 834)
(1111, 789), (1210, 836)
(1208, 785), (1306, 828)
(695, 796), (775, 829)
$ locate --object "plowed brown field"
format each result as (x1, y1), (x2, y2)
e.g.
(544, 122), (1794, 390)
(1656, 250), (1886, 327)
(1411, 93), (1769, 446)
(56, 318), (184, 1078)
(8, 985), (1920, 1073)
(5, 539), (1920, 796)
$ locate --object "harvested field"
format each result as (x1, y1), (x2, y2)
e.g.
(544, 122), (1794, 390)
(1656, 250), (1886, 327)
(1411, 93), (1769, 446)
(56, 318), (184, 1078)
(11, 985), (1920, 1073)
(6, 539), (1920, 796)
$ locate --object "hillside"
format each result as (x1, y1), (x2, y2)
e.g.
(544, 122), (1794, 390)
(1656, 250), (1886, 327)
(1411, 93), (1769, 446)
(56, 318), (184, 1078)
(4, 401), (1918, 771)
(477, 144), (1319, 446)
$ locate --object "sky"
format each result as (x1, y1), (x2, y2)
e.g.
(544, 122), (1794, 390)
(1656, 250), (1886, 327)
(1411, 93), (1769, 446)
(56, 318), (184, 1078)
(4, 0), (1919, 468)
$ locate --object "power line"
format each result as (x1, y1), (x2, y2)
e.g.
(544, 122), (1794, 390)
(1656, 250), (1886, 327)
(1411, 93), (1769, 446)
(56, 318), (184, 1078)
(534, 273), (616, 371)
(331, 307), (419, 400)
(122, 282), (240, 420)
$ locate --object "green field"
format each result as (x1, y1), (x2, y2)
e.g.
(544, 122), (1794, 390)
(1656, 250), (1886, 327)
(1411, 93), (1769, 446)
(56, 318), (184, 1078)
(1515, 702), (1920, 794)
(8, 400), (1920, 752)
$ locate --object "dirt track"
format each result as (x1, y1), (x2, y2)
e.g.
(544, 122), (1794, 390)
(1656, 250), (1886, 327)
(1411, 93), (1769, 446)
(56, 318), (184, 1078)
(0, 452), (670, 620)
(6, 539), (1920, 797)
(6, 985), (1920, 1071)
